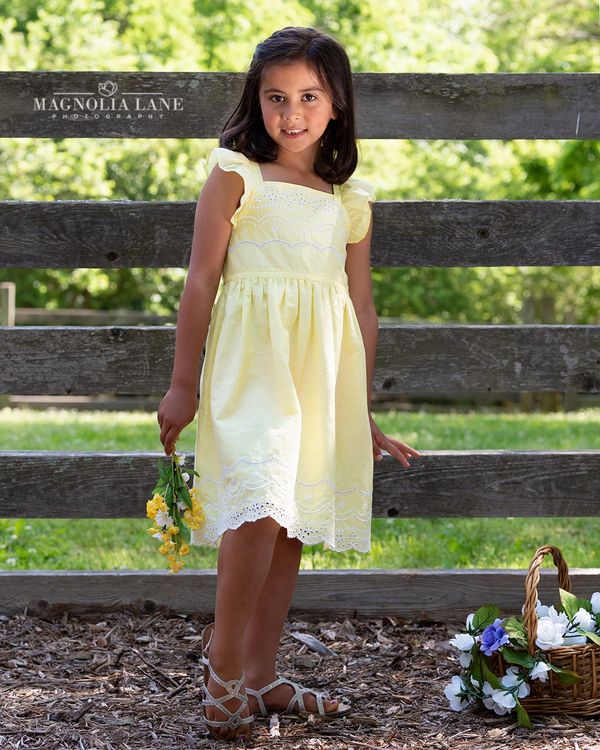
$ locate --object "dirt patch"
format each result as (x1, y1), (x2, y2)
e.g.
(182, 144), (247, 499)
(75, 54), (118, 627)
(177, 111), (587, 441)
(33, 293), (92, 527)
(1, 610), (599, 749)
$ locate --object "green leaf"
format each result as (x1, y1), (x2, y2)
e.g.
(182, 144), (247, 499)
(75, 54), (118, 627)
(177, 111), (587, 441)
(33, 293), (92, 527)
(178, 481), (192, 509)
(179, 523), (191, 544)
(470, 651), (485, 684)
(501, 647), (536, 669)
(555, 669), (582, 685)
(164, 484), (174, 509)
(481, 657), (503, 690)
(152, 479), (168, 495)
(502, 616), (529, 647)
(515, 699), (533, 729)
(559, 588), (579, 620)
(472, 605), (500, 632)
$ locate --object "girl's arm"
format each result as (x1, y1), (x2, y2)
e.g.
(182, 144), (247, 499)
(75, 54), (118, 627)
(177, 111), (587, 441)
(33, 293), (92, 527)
(345, 203), (378, 412)
(345, 205), (421, 468)
(157, 166), (245, 455)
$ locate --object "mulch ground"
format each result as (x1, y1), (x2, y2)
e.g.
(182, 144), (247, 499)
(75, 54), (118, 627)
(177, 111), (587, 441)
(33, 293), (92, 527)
(1, 609), (599, 750)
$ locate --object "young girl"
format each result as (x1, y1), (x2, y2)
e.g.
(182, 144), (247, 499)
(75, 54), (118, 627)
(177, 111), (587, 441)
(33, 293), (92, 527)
(157, 26), (420, 743)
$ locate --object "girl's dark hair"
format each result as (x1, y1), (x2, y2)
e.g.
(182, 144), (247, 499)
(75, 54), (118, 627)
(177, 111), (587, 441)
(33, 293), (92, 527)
(218, 26), (361, 184)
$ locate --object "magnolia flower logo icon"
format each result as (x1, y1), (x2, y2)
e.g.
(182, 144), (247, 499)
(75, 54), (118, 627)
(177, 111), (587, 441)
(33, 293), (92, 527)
(98, 80), (118, 97)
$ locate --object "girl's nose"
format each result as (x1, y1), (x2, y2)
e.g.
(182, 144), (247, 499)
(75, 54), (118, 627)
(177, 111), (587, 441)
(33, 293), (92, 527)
(283, 109), (302, 121)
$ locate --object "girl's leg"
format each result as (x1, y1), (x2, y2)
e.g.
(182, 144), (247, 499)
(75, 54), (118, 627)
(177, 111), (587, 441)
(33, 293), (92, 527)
(204, 515), (282, 740)
(242, 527), (340, 714)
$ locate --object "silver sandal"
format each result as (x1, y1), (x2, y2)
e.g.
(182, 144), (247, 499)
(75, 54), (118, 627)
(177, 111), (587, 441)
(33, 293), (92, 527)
(200, 622), (254, 739)
(246, 674), (352, 719)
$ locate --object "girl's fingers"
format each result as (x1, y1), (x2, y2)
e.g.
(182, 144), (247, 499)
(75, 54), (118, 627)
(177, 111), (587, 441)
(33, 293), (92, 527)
(163, 427), (179, 456)
(384, 436), (421, 456)
(373, 435), (419, 468)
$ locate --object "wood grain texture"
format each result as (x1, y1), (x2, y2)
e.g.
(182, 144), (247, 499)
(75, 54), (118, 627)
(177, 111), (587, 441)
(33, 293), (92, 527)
(0, 324), (598, 394)
(1, 200), (599, 268)
(0, 72), (598, 138)
(1, 569), (599, 618)
(0, 451), (599, 518)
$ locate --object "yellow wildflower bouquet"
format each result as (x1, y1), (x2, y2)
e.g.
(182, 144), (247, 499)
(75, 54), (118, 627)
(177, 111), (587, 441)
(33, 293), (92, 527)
(146, 451), (205, 574)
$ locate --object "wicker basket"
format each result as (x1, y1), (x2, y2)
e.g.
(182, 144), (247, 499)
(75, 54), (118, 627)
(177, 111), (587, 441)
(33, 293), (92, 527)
(493, 545), (600, 716)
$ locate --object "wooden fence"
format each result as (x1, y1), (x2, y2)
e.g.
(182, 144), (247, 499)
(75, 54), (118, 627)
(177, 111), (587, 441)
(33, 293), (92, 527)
(0, 72), (599, 619)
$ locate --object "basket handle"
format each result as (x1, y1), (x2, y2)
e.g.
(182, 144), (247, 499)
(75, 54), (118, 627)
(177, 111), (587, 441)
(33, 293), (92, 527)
(523, 545), (571, 656)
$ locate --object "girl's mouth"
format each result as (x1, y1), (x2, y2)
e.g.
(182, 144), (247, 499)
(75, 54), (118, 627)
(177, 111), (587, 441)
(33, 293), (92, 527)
(282, 129), (306, 139)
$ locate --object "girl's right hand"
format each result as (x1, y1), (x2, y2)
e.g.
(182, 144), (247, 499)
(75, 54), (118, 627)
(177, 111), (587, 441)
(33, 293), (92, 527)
(157, 384), (198, 456)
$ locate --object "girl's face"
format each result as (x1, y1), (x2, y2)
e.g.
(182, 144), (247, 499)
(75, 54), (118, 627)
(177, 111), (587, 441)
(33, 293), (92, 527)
(259, 60), (337, 160)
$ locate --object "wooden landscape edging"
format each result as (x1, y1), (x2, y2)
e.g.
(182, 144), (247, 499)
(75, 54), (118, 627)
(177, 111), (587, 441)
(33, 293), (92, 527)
(1, 568), (599, 619)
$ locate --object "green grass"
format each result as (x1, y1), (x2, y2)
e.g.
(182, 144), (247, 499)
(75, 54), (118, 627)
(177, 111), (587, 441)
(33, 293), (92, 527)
(1, 405), (599, 571)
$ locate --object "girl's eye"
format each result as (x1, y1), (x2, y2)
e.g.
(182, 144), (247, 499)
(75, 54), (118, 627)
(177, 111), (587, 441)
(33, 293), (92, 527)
(268, 94), (317, 103)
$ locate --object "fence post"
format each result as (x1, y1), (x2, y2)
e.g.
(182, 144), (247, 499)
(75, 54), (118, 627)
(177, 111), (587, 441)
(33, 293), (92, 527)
(0, 282), (16, 409)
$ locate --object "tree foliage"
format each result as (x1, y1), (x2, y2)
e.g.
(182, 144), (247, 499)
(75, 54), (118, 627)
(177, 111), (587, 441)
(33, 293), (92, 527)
(0, 0), (598, 323)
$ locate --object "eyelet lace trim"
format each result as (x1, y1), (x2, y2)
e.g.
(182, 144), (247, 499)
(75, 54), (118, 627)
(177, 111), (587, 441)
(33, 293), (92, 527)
(190, 455), (372, 553)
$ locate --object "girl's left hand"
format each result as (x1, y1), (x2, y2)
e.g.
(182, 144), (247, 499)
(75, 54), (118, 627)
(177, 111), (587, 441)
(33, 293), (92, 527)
(369, 413), (421, 469)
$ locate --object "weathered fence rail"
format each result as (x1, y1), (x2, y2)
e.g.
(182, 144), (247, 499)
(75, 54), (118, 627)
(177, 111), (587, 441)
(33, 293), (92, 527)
(1, 71), (599, 618)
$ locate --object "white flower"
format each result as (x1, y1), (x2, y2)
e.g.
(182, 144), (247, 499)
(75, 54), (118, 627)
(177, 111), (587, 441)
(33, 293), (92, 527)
(152, 531), (163, 540)
(178, 455), (186, 466)
(459, 650), (473, 668)
(481, 682), (512, 715)
(155, 509), (175, 529)
(531, 601), (569, 625)
(536, 616), (567, 650)
(529, 660), (551, 682)
(176, 500), (188, 512)
(524, 598), (550, 616)
(491, 689), (517, 711)
(572, 607), (594, 632)
(444, 675), (473, 711)
(466, 612), (475, 630)
(182, 472), (190, 482)
(591, 592), (600, 615)
(501, 667), (531, 699)
(562, 607), (595, 645)
(545, 605), (569, 626)
(449, 633), (476, 651)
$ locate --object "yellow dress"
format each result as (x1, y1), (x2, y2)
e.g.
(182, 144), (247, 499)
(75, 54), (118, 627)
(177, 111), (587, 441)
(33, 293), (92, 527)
(190, 146), (375, 553)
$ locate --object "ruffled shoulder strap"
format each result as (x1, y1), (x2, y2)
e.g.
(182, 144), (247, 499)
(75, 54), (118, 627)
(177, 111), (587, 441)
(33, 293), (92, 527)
(339, 176), (376, 244)
(203, 147), (260, 227)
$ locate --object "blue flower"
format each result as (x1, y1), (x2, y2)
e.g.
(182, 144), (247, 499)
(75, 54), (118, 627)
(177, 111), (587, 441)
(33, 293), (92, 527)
(480, 618), (510, 656)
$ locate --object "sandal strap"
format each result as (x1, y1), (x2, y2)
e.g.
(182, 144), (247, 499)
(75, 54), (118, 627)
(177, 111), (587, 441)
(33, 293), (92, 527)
(280, 677), (330, 716)
(202, 667), (254, 728)
(247, 674), (332, 717)
(201, 623), (253, 729)
(246, 675), (287, 716)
